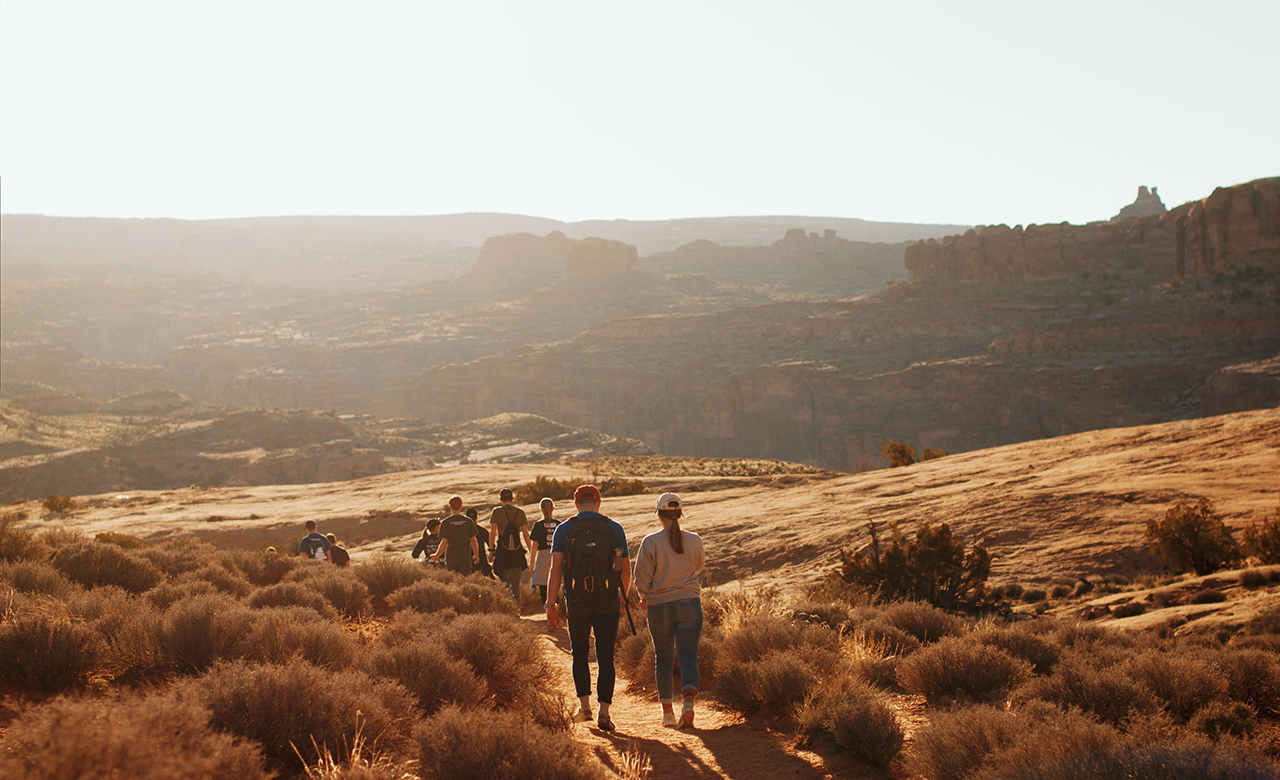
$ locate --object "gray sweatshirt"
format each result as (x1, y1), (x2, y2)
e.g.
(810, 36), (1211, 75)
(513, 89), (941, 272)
(633, 528), (704, 606)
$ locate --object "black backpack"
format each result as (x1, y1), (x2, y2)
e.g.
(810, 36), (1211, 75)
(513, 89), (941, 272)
(564, 515), (620, 604)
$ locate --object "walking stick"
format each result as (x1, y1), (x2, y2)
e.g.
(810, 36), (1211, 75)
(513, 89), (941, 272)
(623, 587), (637, 636)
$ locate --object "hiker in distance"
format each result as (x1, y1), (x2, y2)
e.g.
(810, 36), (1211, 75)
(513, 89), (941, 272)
(411, 518), (443, 564)
(431, 495), (480, 574)
(326, 533), (351, 568)
(298, 520), (332, 562)
(489, 488), (531, 600)
(545, 484), (631, 733)
(634, 492), (705, 729)
(529, 497), (561, 607)
(468, 507), (495, 579)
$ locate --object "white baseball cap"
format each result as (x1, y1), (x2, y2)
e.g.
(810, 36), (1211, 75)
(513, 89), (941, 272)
(656, 492), (682, 511)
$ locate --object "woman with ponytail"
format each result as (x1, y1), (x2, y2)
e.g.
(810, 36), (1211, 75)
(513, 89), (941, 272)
(634, 492), (705, 728)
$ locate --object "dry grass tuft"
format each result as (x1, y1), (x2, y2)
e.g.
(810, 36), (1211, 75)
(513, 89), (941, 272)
(0, 693), (271, 780)
(795, 676), (904, 769)
(896, 636), (1031, 699)
(413, 705), (607, 780)
(51, 540), (163, 593)
(0, 604), (101, 692)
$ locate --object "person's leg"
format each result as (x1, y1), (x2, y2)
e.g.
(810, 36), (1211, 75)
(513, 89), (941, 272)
(647, 600), (677, 703)
(566, 602), (594, 718)
(592, 603), (620, 707)
(498, 567), (521, 601)
(672, 598), (703, 695)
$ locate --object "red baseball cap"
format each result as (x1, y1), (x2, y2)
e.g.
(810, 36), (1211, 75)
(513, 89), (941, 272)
(573, 484), (602, 503)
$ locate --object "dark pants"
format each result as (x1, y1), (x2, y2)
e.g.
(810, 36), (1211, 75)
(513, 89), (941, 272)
(567, 599), (620, 703)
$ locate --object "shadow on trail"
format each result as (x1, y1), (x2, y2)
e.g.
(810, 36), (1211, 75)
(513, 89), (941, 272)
(589, 722), (837, 780)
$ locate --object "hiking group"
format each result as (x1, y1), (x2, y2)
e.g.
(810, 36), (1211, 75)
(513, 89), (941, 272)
(391, 483), (706, 732)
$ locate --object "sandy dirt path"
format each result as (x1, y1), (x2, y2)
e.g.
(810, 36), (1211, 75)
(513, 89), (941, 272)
(526, 613), (889, 780)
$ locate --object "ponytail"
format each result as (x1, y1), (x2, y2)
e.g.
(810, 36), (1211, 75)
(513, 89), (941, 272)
(658, 508), (684, 554)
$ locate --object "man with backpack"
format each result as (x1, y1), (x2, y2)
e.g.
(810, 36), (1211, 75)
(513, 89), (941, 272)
(297, 520), (332, 562)
(545, 484), (631, 732)
(489, 488), (531, 601)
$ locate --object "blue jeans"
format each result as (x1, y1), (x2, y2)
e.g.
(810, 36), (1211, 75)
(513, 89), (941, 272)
(647, 597), (702, 700)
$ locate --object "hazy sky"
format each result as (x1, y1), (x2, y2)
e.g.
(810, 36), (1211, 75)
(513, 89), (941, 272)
(2, 1), (1277, 227)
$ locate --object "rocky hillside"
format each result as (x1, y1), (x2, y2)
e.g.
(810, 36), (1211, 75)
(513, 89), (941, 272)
(0, 395), (649, 501)
(905, 176), (1279, 284)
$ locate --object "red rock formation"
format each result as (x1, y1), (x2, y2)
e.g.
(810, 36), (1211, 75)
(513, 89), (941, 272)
(1111, 186), (1166, 222)
(906, 177), (1279, 284)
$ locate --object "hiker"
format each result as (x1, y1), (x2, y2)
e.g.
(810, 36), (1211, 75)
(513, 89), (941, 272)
(545, 484), (631, 732)
(326, 533), (351, 568)
(468, 507), (495, 578)
(431, 496), (480, 574)
(634, 492), (705, 729)
(489, 488), (531, 601)
(297, 520), (332, 562)
(529, 497), (561, 606)
(411, 518), (443, 564)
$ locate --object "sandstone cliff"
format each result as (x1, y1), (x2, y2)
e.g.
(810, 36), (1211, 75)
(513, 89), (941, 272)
(906, 177), (1279, 284)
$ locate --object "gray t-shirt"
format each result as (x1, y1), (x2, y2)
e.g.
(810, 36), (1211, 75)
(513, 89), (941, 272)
(633, 528), (704, 606)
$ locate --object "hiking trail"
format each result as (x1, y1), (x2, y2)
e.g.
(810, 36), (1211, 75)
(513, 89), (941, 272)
(529, 613), (906, 780)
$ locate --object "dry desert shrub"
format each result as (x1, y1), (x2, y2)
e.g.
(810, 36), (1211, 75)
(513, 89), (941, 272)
(0, 511), (49, 562)
(50, 540), (164, 593)
(377, 608), (459, 646)
(719, 614), (842, 669)
(137, 537), (224, 576)
(413, 705), (607, 780)
(967, 703), (1124, 779)
(989, 742), (1280, 780)
(1121, 651), (1229, 722)
(880, 600), (965, 644)
(247, 580), (338, 619)
(972, 625), (1061, 675)
(907, 704), (1029, 780)
(848, 655), (900, 689)
(0, 693), (271, 780)
(365, 637), (488, 715)
(795, 676), (904, 770)
(1242, 501), (1280, 565)
(355, 553), (429, 600)
(95, 530), (146, 549)
(148, 578), (221, 609)
(717, 648), (821, 714)
(853, 619), (922, 655)
(65, 586), (163, 679)
(618, 624), (723, 692)
(896, 636), (1031, 699)
(300, 723), (421, 780)
(1189, 700), (1257, 741)
(1013, 655), (1158, 727)
(702, 584), (782, 629)
(0, 605), (101, 692)
(37, 524), (87, 550)
(242, 606), (356, 669)
(0, 560), (74, 597)
(227, 547), (300, 586)
(790, 599), (855, 631)
(180, 563), (253, 597)
(1146, 497), (1242, 576)
(436, 613), (559, 721)
(1110, 600), (1147, 618)
(385, 572), (515, 617)
(286, 566), (372, 618)
(158, 592), (254, 673)
(1215, 647), (1280, 715)
(191, 658), (418, 771)
(1020, 587), (1049, 603)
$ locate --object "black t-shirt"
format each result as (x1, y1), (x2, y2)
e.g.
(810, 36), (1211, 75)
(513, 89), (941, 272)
(440, 514), (478, 573)
(531, 519), (560, 550)
(329, 546), (351, 567)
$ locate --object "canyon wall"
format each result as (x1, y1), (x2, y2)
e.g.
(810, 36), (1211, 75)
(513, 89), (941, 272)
(906, 177), (1280, 284)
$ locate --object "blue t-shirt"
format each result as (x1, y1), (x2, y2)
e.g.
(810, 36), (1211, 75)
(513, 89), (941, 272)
(550, 511), (628, 557)
(298, 532), (332, 558)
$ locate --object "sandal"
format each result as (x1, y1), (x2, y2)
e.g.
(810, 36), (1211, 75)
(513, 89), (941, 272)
(678, 710), (695, 729)
(597, 715), (616, 733)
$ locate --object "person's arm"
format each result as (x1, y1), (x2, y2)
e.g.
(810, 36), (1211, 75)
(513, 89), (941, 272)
(633, 540), (654, 610)
(620, 554), (633, 612)
(432, 538), (448, 562)
(545, 551), (566, 629)
(471, 535), (479, 564)
(521, 521), (532, 551)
